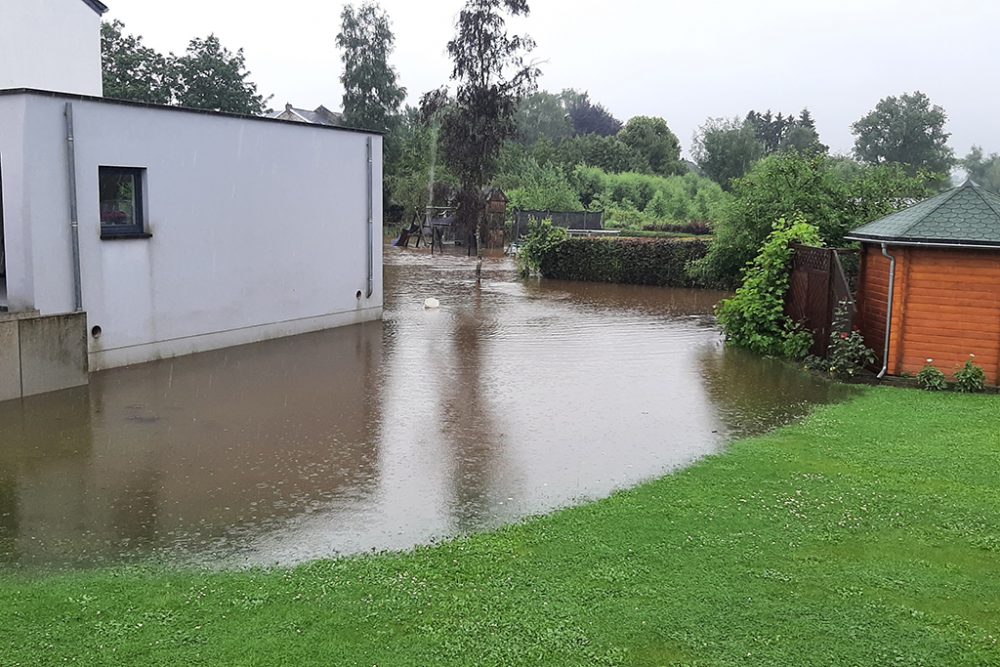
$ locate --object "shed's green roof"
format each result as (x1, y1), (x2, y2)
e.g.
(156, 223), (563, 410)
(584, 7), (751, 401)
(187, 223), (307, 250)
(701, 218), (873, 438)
(846, 180), (1000, 247)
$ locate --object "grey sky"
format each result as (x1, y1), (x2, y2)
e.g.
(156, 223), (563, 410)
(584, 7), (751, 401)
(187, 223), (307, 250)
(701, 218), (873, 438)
(105, 0), (999, 159)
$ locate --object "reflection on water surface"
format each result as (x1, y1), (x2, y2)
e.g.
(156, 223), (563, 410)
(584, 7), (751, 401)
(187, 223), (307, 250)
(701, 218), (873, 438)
(0, 248), (854, 569)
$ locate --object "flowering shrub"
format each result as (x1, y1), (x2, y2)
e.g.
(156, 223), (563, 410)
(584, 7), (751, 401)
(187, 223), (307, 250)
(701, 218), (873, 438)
(916, 359), (947, 391)
(954, 355), (986, 393)
(827, 330), (876, 378)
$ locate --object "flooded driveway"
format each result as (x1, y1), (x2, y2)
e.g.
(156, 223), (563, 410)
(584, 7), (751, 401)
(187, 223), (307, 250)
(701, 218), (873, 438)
(0, 248), (853, 569)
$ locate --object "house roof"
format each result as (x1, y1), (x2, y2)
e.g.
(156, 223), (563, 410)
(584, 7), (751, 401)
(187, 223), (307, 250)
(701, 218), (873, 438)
(81, 0), (109, 15)
(271, 104), (344, 127)
(846, 180), (1000, 248)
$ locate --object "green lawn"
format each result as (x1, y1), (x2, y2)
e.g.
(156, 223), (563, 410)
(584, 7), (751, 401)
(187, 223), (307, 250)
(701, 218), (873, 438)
(2, 388), (999, 666)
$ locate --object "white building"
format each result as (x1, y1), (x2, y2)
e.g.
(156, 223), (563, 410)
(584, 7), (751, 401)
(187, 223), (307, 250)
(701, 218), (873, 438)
(0, 0), (106, 96)
(0, 0), (383, 395)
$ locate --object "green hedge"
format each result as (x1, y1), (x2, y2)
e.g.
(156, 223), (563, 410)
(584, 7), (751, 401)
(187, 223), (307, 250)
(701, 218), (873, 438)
(538, 237), (710, 287)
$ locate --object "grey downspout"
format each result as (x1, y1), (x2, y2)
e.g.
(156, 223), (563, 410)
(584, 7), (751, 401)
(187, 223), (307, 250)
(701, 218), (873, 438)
(878, 243), (896, 379)
(365, 136), (374, 299)
(65, 103), (83, 312)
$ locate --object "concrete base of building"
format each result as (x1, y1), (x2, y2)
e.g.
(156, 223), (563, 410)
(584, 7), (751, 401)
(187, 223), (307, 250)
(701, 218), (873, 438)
(0, 311), (89, 402)
(88, 306), (384, 371)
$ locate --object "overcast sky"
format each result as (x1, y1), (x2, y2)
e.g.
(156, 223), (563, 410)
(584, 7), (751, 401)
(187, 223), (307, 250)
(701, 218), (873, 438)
(105, 0), (999, 159)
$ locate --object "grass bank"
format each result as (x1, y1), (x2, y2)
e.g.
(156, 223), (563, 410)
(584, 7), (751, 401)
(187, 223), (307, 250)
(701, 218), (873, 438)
(2, 388), (999, 666)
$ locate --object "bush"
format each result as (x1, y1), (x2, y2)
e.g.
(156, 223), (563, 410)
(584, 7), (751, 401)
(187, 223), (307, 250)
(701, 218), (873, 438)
(517, 219), (569, 277)
(716, 215), (822, 358)
(954, 355), (987, 393)
(691, 153), (932, 289)
(538, 237), (710, 287)
(916, 359), (947, 391)
(827, 330), (876, 378)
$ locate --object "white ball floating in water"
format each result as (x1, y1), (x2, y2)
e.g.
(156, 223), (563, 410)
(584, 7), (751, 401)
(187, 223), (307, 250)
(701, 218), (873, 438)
(423, 298), (440, 309)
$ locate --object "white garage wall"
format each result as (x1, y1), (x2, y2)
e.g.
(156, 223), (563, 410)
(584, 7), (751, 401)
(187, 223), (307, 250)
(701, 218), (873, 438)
(0, 0), (104, 96)
(4, 91), (382, 369)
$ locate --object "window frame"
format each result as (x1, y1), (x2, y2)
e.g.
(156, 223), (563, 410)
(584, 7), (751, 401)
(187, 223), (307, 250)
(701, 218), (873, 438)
(98, 166), (150, 240)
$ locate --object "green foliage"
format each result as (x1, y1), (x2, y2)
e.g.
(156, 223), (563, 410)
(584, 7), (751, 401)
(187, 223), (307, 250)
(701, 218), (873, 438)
(101, 20), (174, 104)
(547, 134), (649, 174)
(954, 355), (987, 393)
(101, 21), (268, 114)
(561, 89), (622, 136)
(617, 116), (683, 177)
(692, 117), (764, 190)
(337, 1), (406, 134)
(514, 91), (574, 145)
(430, 0), (539, 236)
(692, 152), (932, 289)
(962, 146), (1000, 192)
(387, 109), (459, 219)
(917, 360), (948, 391)
(172, 35), (269, 114)
(516, 219), (568, 277)
(537, 237), (710, 286)
(827, 331), (877, 379)
(716, 216), (822, 358)
(852, 91), (954, 184)
(565, 167), (727, 230)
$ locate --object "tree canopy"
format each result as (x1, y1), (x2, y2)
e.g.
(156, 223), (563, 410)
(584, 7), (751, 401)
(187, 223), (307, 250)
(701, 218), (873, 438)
(561, 89), (623, 137)
(101, 20), (269, 115)
(691, 152), (932, 288)
(429, 0), (539, 241)
(336, 1), (406, 134)
(173, 35), (269, 114)
(101, 19), (174, 104)
(692, 117), (764, 189)
(962, 146), (1000, 193)
(852, 91), (953, 181)
(617, 116), (683, 177)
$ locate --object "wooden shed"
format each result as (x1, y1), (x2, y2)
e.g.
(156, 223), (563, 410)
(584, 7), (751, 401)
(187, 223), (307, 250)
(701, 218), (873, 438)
(847, 180), (1000, 385)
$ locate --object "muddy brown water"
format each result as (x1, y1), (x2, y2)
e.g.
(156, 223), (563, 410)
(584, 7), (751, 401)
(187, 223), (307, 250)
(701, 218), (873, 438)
(0, 248), (854, 570)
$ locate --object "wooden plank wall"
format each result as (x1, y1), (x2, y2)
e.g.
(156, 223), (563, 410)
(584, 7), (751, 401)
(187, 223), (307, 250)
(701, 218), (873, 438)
(856, 246), (892, 367)
(857, 245), (1000, 384)
(893, 248), (1000, 384)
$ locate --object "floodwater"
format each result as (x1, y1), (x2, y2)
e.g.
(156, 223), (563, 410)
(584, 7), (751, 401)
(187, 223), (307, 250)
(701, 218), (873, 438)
(0, 248), (854, 570)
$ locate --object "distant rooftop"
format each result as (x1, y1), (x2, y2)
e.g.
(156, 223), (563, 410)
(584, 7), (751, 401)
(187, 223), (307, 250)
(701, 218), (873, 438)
(846, 180), (1000, 247)
(271, 103), (344, 127)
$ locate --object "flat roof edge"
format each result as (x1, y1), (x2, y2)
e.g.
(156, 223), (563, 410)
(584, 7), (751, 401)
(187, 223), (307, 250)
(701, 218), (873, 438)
(0, 88), (382, 136)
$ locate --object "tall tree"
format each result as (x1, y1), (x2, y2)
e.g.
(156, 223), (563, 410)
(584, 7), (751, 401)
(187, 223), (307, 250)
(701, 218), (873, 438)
(617, 116), (683, 177)
(430, 0), (539, 245)
(561, 89), (622, 137)
(173, 35), (269, 114)
(852, 91), (954, 180)
(101, 19), (175, 104)
(692, 117), (764, 189)
(336, 2), (406, 134)
(962, 146), (1000, 192)
(780, 108), (827, 154)
(514, 91), (573, 145)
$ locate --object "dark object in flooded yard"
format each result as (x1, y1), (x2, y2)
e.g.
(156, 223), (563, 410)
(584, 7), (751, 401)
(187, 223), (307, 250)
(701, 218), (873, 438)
(0, 247), (854, 570)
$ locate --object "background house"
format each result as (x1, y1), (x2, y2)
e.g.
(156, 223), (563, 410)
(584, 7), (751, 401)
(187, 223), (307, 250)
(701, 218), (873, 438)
(848, 181), (1000, 385)
(0, 0), (382, 400)
(271, 103), (345, 126)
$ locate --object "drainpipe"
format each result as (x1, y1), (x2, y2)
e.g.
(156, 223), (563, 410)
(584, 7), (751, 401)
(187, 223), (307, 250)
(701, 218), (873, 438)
(878, 243), (896, 379)
(365, 136), (374, 299)
(65, 103), (83, 312)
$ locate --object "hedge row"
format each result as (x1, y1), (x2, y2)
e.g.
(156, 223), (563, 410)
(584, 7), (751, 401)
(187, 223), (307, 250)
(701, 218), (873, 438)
(538, 237), (710, 287)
